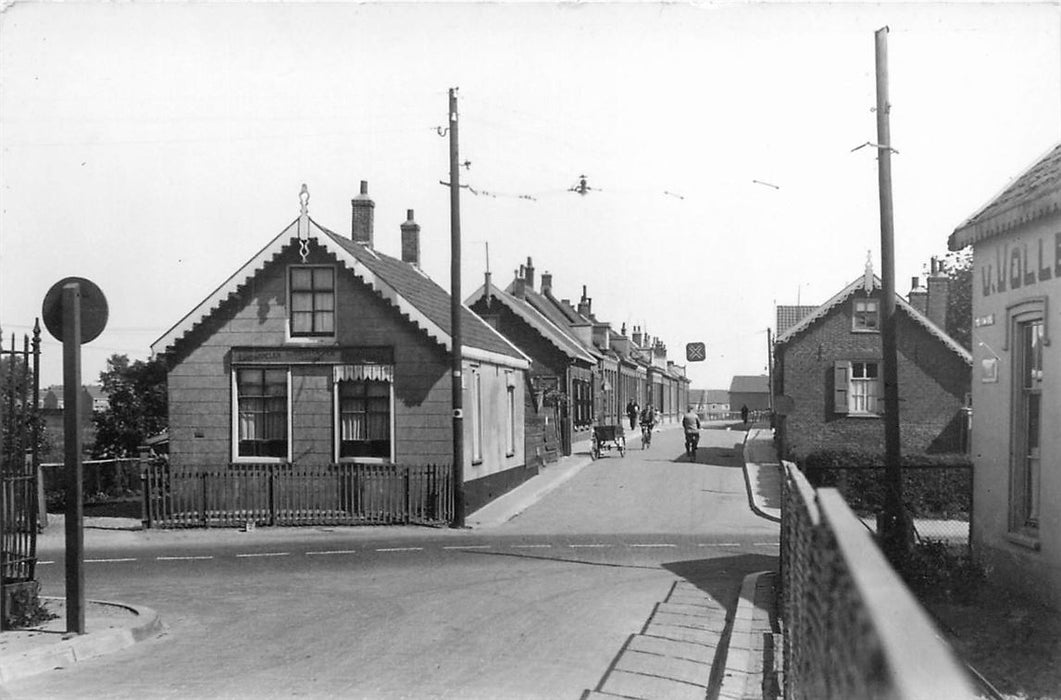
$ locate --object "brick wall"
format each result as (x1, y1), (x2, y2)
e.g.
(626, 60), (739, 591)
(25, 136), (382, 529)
(776, 297), (969, 461)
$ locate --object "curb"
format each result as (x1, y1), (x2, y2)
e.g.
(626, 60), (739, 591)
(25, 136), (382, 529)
(0, 599), (163, 683)
(741, 430), (782, 524)
(717, 570), (772, 700)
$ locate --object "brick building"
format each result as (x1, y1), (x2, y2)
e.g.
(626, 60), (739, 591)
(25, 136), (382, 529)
(151, 184), (531, 513)
(729, 375), (770, 413)
(773, 263), (971, 461)
(949, 142), (1061, 609)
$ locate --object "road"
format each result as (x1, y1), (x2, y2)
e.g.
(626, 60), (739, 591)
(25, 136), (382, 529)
(5, 426), (779, 699)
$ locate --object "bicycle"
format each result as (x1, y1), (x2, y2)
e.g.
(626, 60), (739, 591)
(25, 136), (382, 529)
(684, 430), (700, 459)
(641, 423), (653, 449)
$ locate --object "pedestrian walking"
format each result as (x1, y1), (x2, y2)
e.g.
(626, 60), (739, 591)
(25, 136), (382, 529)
(625, 398), (640, 431)
(741, 404), (749, 425)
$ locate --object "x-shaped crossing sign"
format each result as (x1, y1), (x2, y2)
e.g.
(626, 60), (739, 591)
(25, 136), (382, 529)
(686, 342), (706, 362)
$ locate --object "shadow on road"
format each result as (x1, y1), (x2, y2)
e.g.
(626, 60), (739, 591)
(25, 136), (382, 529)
(662, 554), (777, 607)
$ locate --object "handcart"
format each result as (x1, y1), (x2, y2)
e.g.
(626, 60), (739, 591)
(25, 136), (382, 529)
(590, 425), (626, 460)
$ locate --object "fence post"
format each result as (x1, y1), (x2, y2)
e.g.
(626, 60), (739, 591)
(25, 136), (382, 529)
(34, 455), (48, 531)
(404, 465), (411, 524)
(200, 471), (208, 527)
(269, 463), (276, 527)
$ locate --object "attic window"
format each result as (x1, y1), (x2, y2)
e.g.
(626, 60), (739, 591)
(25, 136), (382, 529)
(852, 298), (879, 332)
(290, 266), (335, 337)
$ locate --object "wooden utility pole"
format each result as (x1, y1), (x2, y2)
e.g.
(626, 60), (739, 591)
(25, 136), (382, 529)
(766, 327), (774, 413)
(875, 27), (907, 566)
(448, 87), (466, 528)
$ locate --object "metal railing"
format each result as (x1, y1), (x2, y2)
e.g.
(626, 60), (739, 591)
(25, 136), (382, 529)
(781, 462), (974, 699)
(141, 461), (453, 528)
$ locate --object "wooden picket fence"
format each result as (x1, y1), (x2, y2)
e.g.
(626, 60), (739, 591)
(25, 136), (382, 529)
(141, 461), (453, 528)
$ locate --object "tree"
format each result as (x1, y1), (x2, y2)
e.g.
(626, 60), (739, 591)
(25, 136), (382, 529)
(92, 354), (167, 458)
(942, 248), (973, 351)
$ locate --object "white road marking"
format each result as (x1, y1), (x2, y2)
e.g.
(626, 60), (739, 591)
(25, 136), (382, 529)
(442, 545), (491, 550)
(86, 558), (138, 563)
(235, 552), (290, 558)
(629, 543), (677, 548)
(157, 555), (214, 561)
(375, 547), (423, 552)
(306, 550), (358, 556)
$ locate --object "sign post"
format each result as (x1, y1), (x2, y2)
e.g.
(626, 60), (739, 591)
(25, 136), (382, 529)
(42, 277), (107, 635)
(685, 342), (706, 362)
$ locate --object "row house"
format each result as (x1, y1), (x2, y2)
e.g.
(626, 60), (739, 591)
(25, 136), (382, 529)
(151, 184), (532, 513)
(949, 141), (1060, 609)
(469, 259), (689, 444)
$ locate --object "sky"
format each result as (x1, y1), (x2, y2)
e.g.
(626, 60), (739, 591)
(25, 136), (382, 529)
(1, 1), (1059, 392)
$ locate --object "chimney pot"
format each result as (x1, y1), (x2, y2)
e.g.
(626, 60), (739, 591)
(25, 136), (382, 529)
(524, 257), (535, 289)
(541, 271), (552, 295)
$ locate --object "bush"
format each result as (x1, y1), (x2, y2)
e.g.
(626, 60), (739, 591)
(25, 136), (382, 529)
(902, 539), (984, 603)
(800, 448), (971, 519)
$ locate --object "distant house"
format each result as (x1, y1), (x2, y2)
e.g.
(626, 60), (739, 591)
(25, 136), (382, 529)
(39, 385), (103, 461)
(772, 262), (971, 461)
(150, 183), (531, 513)
(948, 142), (1060, 609)
(729, 375), (770, 413)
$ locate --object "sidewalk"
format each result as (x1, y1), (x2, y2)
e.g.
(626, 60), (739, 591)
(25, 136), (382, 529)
(0, 597), (162, 683)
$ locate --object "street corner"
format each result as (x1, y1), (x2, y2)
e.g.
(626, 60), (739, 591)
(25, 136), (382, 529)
(0, 598), (163, 683)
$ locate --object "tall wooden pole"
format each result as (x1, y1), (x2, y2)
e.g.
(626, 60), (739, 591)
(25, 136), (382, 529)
(62, 283), (85, 633)
(449, 87), (466, 528)
(875, 27), (907, 565)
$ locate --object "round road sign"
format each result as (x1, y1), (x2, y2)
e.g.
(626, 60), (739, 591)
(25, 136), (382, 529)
(42, 277), (109, 344)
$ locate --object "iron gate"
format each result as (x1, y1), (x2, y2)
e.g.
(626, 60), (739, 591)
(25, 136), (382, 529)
(0, 321), (41, 628)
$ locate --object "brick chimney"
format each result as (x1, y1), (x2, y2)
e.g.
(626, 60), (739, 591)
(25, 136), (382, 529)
(926, 257), (950, 329)
(540, 271), (552, 296)
(351, 180), (374, 247)
(524, 257), (535, 290)
(400, 209), (420, 267)
(631, 325), (643, 348)
(511, 269), (526, 299)
(577, 285), (592, 318)
(908, 276), (927, 316)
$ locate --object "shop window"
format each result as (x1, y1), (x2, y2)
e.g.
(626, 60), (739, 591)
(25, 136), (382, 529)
(290, 266), (335, 337)
(235, 368), (289, 459)
(1011, 316), (1044, 536)
(335, 365), (393, 461)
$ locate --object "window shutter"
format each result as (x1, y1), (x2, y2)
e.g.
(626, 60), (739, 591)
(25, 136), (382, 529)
(833, 360), (850, 414)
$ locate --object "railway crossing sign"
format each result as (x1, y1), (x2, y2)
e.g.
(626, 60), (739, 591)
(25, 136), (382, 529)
(686, 342), (706, 362)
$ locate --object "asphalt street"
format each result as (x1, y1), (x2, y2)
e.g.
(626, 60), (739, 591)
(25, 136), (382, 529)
(5, 426), (779, 700)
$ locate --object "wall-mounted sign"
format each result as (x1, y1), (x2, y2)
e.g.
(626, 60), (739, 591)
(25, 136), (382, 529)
(974, 314), (995, 328)
(981, 357), (999, 384)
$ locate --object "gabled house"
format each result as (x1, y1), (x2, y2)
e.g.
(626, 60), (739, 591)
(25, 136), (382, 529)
(466, 263), (597, 461)
(948, 142), (1060, 609)
(150, 183), (531, 513)
(772, 262), (972, 461)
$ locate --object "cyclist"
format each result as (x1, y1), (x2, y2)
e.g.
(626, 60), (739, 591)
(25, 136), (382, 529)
(682, 404), (701, 458)
(640, 403), (657, 448)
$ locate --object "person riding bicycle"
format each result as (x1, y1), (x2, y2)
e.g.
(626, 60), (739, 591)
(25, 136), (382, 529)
(682, 404), (702, 457)
(640, 403), (657, 448)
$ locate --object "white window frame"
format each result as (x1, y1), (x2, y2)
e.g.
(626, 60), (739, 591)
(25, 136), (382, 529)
(852, 297), (880, 332)
(1009, 311), (1044, 540)
(505, 374), (516, 457)
(286, 264), (337, 342)
(471, 368), (484, 464)
(333, 372), (395, 464)
(833, 360), (882, 416)
(231, 367), (292, 463)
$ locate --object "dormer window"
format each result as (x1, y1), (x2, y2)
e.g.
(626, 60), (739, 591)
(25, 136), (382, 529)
(852, 298), (879, 332)
(290, 266), (335, 337)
